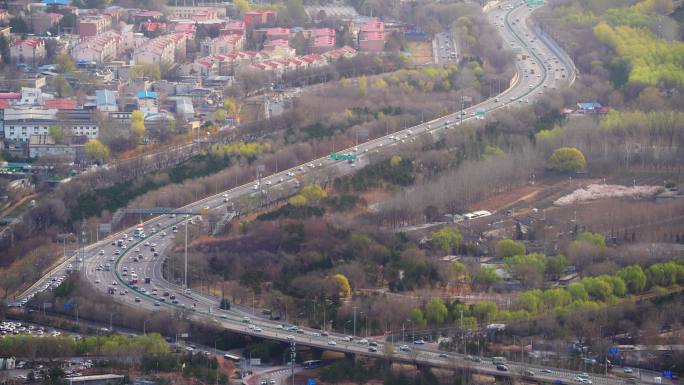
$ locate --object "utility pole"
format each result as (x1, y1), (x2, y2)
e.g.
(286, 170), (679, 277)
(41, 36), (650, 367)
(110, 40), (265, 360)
(184, 217), (188, 290)
(290, 340), (296, 385)
(353, 306), (358, 337)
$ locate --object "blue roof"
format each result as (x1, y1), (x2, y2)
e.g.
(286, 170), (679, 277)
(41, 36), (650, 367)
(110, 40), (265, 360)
(577, 102), (602, 109)
(43, 0), (71, 5)
(96, 89), (117, 106)
(136, 91), (158, 99)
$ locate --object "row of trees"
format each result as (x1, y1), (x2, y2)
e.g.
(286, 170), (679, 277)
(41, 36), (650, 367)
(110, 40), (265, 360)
(0, 333), (168, 360)
(408, 259), (684, 331)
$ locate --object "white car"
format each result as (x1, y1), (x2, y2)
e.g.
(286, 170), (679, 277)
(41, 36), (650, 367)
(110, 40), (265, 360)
(327, 340), (337, 346)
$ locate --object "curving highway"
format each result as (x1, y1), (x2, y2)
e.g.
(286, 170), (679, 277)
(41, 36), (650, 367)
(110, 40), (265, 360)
(12, 1), (628, 384)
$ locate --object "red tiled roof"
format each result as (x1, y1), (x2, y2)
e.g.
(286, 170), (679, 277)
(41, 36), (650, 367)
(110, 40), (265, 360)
(0, 92), (21, 99)
(44, 98), (77, 110)
(360, 20), (384, 33)
(173, 23), (195, 32)
(12, 38), (43, 48)
(245, 9), (276, 15)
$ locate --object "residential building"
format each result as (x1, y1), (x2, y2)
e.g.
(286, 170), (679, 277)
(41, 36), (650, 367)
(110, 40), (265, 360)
(132, 11), (163, 22)
(169, 5), (225, 19)
(17, 87), (45, 106)
(222, 20), (245, 36)
(255, 27), (290, 43)
(28, 134), (87, 160)
(10, 38), (46, 65)
(29, 12), (63, 35)
(200, 34), (244, 56)
(3, 107), (58, 141)
(263, 39), (295, 58)
(95, 89), (118, 112)
(44, 98), (77, 110)
(358, 20), (385, 52)
(322, 45), (356, 61)
(244, 10), (277, 27)
(311, 28), (335, 53)
(71, 30), (121, 64)
(3, 107), (99, 141)
(133, 33), (189, 66)
(136, 90), (158, 116)
(78, 14), (110, 37)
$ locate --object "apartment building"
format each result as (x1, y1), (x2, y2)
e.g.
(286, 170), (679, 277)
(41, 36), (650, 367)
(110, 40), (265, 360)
(71, 30), (121, 63)
(10, 38), (46, 64)
(78, 14), (110, 37)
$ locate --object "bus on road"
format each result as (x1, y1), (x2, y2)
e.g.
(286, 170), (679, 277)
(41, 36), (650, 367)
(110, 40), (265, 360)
(303, 360), (323, 369)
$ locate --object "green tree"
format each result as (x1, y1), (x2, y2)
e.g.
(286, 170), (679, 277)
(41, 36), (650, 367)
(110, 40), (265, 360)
(332, 274), (351, 297)
(431, 227), (462, 254)
(48, 125), (65, 144)
(130, 64), (161, 81)
(213, 108), (227, 122)
(234, 0), (250, 16)
(471, 301), (497, 323)
(504, 253), (547, 287)
(483, 145), (504, 160)
(84, 139), (110, 161)
(53, 76), (72, 97)
(599, 275), (627, 297)
(130, 110), (146, 141)
(515, 290), (541, 313)
(546, 254), (570, 279)
(300, 184), (327, 201)
(495, 239), (525, 258)
(425, 297), (448, 324)
(547, 147), (586, 172)
(55, 53), (76, 73)
(473, 266), (501, 290)
(581, 277), (613, 301)
(288, 194), (307, 206)
(568, 282), (589, 302)
(409, 308), (427, 329)
(576, 231), (606, 249)
(540, 288), (572, 310)
(223, 98), (238, 116)
(617, 265), (646, 294)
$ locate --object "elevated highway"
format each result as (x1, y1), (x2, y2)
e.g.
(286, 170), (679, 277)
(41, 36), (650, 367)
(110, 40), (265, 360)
(10, 1), (625, 384)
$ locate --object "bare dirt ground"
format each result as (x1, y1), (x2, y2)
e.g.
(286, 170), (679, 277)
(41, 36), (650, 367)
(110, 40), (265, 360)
(405, 41), (434, 66)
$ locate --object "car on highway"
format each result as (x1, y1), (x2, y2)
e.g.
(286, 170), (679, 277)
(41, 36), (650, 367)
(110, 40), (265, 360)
(540, 369), (553, 374)
(328, 340), (337, 346)
(399, 345), (410, 352)
(623, 368), (633, 374)
(413, 339), (425, 345)
(496, 365), (509, 371)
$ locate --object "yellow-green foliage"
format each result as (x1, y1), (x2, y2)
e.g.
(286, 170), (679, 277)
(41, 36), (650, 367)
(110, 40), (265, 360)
(383, 65), (458, 92)
(594, 22), (684, 86)
(210, 142), (271, 158)
(601, 110), (684, 132)
(556, 6), (599, 26)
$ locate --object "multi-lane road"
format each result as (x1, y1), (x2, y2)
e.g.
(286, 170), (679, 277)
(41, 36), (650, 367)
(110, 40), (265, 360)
(13, 1), (630, 384)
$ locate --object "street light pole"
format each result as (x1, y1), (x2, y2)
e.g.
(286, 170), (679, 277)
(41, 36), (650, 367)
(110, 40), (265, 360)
(353, 306), (358, 337)
(184, 217), (188, 289)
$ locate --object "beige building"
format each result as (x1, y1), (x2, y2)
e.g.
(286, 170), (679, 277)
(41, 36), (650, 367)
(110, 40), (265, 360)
(10, 38), (46, 65)
(133, 33), (189, 66)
